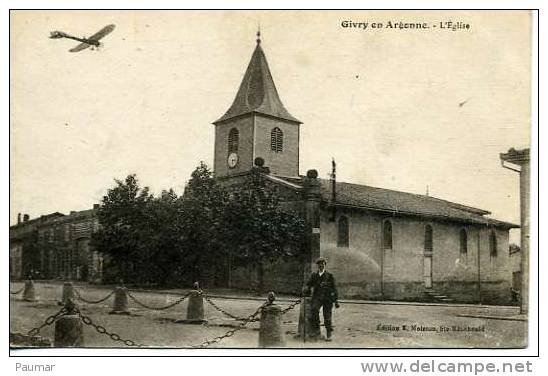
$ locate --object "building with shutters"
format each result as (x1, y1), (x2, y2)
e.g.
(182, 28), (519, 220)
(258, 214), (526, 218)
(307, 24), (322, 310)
(9, 205), (103, 283)
(212, 32), (519, 305)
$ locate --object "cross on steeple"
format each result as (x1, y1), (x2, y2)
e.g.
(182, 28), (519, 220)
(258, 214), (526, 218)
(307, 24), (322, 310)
(256, 25), (261, 44)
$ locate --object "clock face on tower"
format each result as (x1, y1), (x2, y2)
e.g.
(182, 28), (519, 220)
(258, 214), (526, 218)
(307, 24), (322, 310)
(227, 152), (239, 168)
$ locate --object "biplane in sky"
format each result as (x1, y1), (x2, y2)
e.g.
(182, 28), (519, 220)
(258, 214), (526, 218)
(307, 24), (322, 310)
(49, 24), (116, 52)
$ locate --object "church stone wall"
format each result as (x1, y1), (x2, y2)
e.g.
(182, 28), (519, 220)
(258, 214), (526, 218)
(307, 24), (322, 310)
(319, 208), (513, 304)
(214, 116), (254, 177)
(253, 115), (300, 177)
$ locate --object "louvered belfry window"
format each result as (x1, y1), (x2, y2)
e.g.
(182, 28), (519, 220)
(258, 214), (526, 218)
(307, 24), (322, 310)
(228, 128), (239, 154)
(271, 127), (283, 153)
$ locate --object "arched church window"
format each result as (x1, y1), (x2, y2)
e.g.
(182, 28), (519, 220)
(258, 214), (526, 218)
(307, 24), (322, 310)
(228, 128), (239, 154)
(460, 229), (468, 254)
(383, 220), (393, 250)
(337, 215), (349, 248)
(489, 230), (498, 257)
(424, 224), (433, 253)
(271, 127), (283, 153)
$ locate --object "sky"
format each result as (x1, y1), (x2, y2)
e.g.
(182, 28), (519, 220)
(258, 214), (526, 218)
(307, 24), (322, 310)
(10, 11), (530, 239)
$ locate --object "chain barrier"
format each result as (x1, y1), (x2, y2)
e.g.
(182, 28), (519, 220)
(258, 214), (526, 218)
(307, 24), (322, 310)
(75, 307), (144, 347)
(204, 295), (249, 321)
(193, 299), (270, 348)
(127, 290), (191, 311)
(18, 284), (300, 348)
(27, 306), (68, 337)
(74, 288), (115, 305)
(280, 298), (302, 315)
(205, 295), (301, 322)
(10, 286), (25, 295)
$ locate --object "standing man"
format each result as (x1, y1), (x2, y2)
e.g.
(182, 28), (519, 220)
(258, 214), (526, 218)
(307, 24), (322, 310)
(305, 257), (340, 341)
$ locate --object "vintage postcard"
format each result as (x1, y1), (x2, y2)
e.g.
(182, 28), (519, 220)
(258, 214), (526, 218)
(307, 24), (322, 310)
(9, 10), (532, 351)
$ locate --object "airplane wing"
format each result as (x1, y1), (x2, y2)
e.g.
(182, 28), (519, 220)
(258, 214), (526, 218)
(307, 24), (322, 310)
(88, 24), (116, 42)
(69, 42), (92, 53)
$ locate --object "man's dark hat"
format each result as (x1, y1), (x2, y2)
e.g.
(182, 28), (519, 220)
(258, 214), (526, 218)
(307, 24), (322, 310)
(315, 257), (327, 265)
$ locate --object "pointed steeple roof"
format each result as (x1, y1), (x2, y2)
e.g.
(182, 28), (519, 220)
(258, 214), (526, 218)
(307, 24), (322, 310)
(214, 33), (301, 124)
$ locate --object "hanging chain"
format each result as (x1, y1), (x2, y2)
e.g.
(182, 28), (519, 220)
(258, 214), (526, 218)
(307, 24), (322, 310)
(75, 308), (144, 347)
(205, 295), (301, 321)
(280, 298), (302, 314)
(18, 284), (300, 348)
(10, 285), (25, 295)
(193, 299), (270, 348)
(26, 306), (68, 337)
(74, 288), (115, 304)
(127, 291), (191, 311)
(204, 296), (249, 321)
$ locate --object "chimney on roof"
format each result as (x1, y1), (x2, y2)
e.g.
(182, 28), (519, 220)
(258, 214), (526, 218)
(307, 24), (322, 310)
(17, 213), (21, 224)
(23, 214), (29, 222)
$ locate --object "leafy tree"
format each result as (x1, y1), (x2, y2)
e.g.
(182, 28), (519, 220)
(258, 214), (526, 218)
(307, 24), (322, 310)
(93, 164), (307, 291)
(221, 168), (306, 291)
(92, 174), (153, 284)
(180, 162), (229, 285)
(142, 189), (186, 286)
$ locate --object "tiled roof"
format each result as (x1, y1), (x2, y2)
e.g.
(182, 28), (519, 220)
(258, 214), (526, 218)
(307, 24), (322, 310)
(317, 180), (518, 228)
(270, 174), (517, 228)
(9, 212), (65, 230)
(214, 41), (300, 124)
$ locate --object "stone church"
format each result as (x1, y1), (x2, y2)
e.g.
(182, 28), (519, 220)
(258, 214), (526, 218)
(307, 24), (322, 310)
(212, 33), (518, 305)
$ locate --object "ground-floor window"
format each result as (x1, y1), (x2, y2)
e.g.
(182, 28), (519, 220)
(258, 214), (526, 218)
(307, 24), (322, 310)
(489, 230), (497, 257)
(383, 220), (392, 250)
(424, 224), (433, 253)
(337, 215), (349, 248)
(460, 228), (468, 254)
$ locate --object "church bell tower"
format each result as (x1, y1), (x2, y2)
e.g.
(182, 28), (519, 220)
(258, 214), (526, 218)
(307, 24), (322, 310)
(213, 31), (301, 178)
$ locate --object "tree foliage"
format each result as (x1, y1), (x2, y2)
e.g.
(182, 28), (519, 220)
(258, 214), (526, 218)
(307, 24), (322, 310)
(91, 175), (154, 284)
(93, 164), (306, 289)
(179, 162), (228, 284)
(221, 170), (306, 289)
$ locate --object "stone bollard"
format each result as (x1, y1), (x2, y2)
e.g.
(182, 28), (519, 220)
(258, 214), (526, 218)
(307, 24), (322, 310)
(185, 282), (206, 324)
(258, 292), (285, 348)
(297, 296), (320, 341)
(22, 280), (36, 302)
(54, 301), (83, 347)
(60, 282), (74, 305)
(109, 287), (130, 315)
